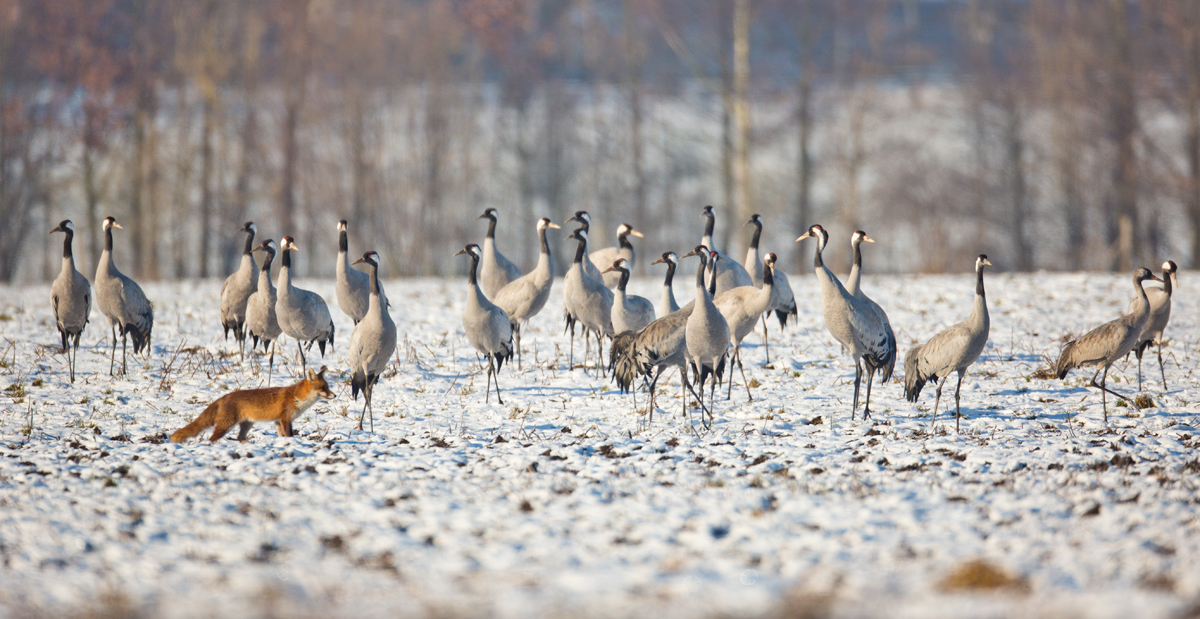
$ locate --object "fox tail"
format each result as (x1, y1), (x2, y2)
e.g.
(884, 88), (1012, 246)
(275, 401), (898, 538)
(171, 401), (220, 443)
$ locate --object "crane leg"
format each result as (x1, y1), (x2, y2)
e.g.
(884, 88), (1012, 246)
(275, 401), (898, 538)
(109, 324), (117, 376)
(1089, 365), (1126, 424)
(515, 324), (523, 371)
(492, 355), (505, 405)
(484, 356), (493, 404)
(738, 346), (753, 402)
(121, 330), (128, 375)
(851, 361), (863, 421)
(1156, 340), (1166, 388)
(954, 370), (966, 432)
(1136, 347), (1143, 392)
(760, 314), (771, 365)
(863, 367), (876, 420)
(295, 339), (307, 370)
(932, 374), (947, 429)
(267, 341), (276, 387)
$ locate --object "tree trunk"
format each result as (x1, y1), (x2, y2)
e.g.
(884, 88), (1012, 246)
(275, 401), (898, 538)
(1108, 0), (1137, 271)
(199, 97), (214, 278)
(1004, 96), (1032, 271)
(731, 0), (752, 256)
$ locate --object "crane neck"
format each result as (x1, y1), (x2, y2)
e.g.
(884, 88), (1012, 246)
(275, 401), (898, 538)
(703, 215), (714, 240)
(486, 217), (497, 239)
(749, 222), (762, 250)
(619, 231), (633, 250)
(976, 265), (986, 298)
(812, 236), (824, 270)
(104, 225), (114, 253)
(852, 239), (862, 271)
(466, 254), (479, 287)
(617, 268), (630, 292)
(260, 250), (274, 273)
(538, 225), (551, 256)
(762, 261), (774, 288)
(368, 262), (380, 296)
(1162, 269), (1173, 296)
(695, 256), (708, 292)
(573, 237), (587, 265)
(338, 229), (348, 253)
(663, 261), (676, 288)
(61, 229), (74, 260)
(243, 229), (256, 256)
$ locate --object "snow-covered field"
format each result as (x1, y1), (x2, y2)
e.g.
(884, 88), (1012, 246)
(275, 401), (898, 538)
(1, 270), (1198, 618)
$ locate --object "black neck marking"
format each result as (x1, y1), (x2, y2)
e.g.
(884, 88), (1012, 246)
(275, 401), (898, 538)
(486, 217), (497, 239)
(663, 261), (676, 287)
(1163, 269), (1173, 296)
(243, 228), (256, 255)
(749, 222), (762, 250)
(704, 214), (714, 239)
(368, 261), (380, 295)
(339, 229), (348, 253)
(812, 235), (824, 270)
(62, 229), (74, 259)
(976, 265), (986, 297)
(260, 250), (275, 273)
(104, 225), (113, 252)
(573, 236), (587, 264)
(467, 254), (479, 286)
(853, 240), (862, 270)
(617, 267), (630, 291)
(281, 246), (292, 270)
(763, 261), (773, 287)
(695, 255), (708, 290)
(539, 225), (551, 256)
(619, 231), (633, 250)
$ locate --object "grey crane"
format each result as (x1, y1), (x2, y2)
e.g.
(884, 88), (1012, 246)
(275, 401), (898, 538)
(219, 222), (258, 357)
(94, 216), (153, 376)
(846, 230), (897, 382)
(796, 224), (893, 422)
(651, 252), (681, 318)
(743, 213), (797, 363)
(336, 219), (388, 325)
(456, 244), (514, 404)
(604, 258), (656, 334)
(50, 220), (91, 383)
(700, 205), (754, 296)
(1126, 260), (1178, 391)
(245, 239), (282, 379)
(562, 227), (614, 371)
(713, 254), (775, 401)
(275, 237), (335, 369)
(591, 223), (645, 288)
(611, 251), (717, 423)
(685, 248), (730, 425)
(492, 217), (561, 369)
(903, 255), (993, 431)
(476, 208), (523, 299)
(1056, 267), (1161, 422)
(565, 211), (604, 281)
(348, 251), (397, 432)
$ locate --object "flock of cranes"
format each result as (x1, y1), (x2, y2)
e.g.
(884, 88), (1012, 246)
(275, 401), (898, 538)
(44, 207), (1180, 435)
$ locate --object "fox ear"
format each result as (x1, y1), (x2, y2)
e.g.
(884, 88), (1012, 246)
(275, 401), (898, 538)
(306, 367), (317, 380)
(317, 365), (328, 378)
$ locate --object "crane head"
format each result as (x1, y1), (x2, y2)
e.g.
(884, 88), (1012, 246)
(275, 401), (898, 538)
(50, 220), (74, 235)
(102, 216), (123, 231)
(252, 239), (277, 254)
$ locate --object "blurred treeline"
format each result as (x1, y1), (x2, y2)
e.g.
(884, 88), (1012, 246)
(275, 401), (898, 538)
(2, 0), (1198, 282)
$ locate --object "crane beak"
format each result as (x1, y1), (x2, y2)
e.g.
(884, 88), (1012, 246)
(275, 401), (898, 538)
(454, 248), (469, 257)
(628, 229), (644, 238)
(48, 226), (59, 235)
(795, 231), (814, 242)
(287, 241), (299, 251)
(112, 222), (124, 230)
(681, 249), (699, 258)
(981, 258), (992, 267)
(651, 257), (666, 265)
(1150, 273), (1163, 283)
(601, 265), (616, 274)
(861, 235), (876, 244)
(351, 256), (367, 266)
(547, 222), (562, 230)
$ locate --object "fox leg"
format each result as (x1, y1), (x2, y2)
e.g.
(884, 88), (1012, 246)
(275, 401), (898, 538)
(236, 421), (253, 441)
(208, 415), (240, 441)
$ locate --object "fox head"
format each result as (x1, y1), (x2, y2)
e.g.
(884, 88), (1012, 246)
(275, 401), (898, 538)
(305, 366), (337, 400)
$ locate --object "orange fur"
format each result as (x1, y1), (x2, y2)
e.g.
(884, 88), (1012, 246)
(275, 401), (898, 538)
(171, 367), (335, 443)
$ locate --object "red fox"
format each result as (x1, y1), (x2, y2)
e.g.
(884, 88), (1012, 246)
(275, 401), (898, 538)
(171, 367), (335, 443)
